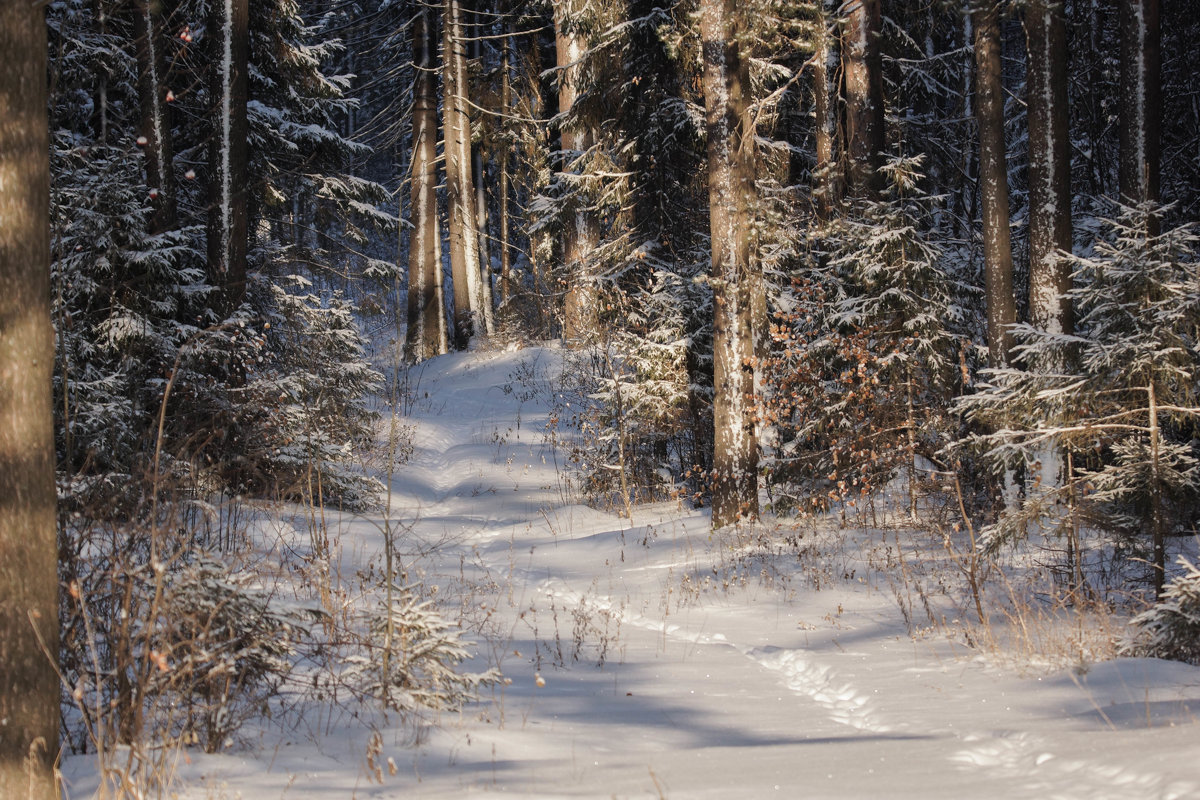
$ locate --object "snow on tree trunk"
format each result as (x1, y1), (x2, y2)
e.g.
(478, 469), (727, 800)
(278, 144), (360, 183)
(701, 0), (759, 528)
(555, 0), (600, 344)
(1119, 0), (1161, 209)
(443, 0), (487, 348)
(134, 0), (176, 234)
(812, 0), (841, 219)
(207, 0), (250, 315)
(406, 4), (446, 362)
(0, 4), (59, 796)
(842, 0), (885, 198)
(972, 0), (1016, 367)
(1025, 0), (1073, 491)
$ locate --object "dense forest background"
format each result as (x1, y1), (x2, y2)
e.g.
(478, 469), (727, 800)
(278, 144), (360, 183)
(4, 0), (1200, 794)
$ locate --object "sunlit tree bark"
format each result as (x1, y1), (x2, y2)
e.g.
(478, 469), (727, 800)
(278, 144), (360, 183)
(1118, 0), (1161, 208)
(134, 0), (177, 234)
(701, 0), (759, 528)
(406, 2), (447, 361)
(842, 0), (885, 197)
(0, 3), (59, 796)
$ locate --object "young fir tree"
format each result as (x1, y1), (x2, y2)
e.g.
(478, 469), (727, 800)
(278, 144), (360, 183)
(956, 205), (1200, 598)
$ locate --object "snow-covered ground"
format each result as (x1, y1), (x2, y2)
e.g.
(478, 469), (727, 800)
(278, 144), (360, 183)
(63, 346), (1200, 799)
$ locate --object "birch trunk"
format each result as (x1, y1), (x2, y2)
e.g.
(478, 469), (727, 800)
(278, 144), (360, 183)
(701, 0), (759, 528)
(0, 3), (59, 795)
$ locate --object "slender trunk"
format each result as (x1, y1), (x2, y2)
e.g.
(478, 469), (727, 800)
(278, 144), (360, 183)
(499, 20), (513, 307)
(842, 0), (885, 198)
(812, 0), (841, 219)
(0, 4), (59, 797)
(555, 1), (599, 343)
(1025, 0), (1073, 493)
(469, 6), (496, 334)
(207, 0), (250, 315)
(972, 0), (1017, 367)
(134, 0), (177, 233)
(701, 0), (759, 528)
(1025, 0), (1073, 344)
(1118, 0), (1161, 210)
(406, 4), (445, 361)
(443, 0), (486, 347)
(1148, 380), (1165, 598)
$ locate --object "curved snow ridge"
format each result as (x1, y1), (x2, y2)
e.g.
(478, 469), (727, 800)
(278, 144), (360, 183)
(746, 646), (892, 733)
(951, 731), (1196, 800)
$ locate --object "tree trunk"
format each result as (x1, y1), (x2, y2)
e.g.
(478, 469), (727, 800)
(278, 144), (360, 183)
(701, 0), (759, 528)
(555, 0), (599, 343)
(972, 0), (1017, 367)
(1025, 0), (1073, 344)
(207, 0), (251, 315)
(443, 0), (487, 347)
(498, 16), (513, 308)
(1118, 0), (1161, 209)
(842, 0), (885, 198)
(812, 0), (841, 219)
(469, 7), (496, 333)
(406, 3), (447, 361)
(0, 4), (59, 797)
(134, 0), (177, 234)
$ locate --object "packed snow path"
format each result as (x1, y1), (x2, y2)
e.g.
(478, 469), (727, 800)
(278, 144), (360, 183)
(101, 348), (1200, 799)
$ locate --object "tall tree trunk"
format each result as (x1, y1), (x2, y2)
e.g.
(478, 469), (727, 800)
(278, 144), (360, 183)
(812, 0), (841, 219)
(972, 0), (1017, 367)
(498, 14), (513, 308)
(1025, 0), (1073, 492)
(555, 0), (599, 343)
(406, 3), (447, 361)
(0, 4), (59, 797)
(842, 0), (885, 197)
(469, 6), (496, 331)
(1118, 0), (1161, 209)
(1025, 0), (1073, 346)
(701, 0), (759, 528)
(443, 0), (487, 347)
(207, 0), (250, 315)
(134, 0), (177, 234)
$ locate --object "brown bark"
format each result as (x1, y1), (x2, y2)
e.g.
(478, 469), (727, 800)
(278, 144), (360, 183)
(1119, 0), (1161, 208)
(555, 0), (599, 343)
(207, 0), (251, 315)
(134, 0), (177, 234)
(701, 0), (759, 528)
(499, 18), (513, 307)
(406, 3), (446, 361)
(842, 0), (885, 198)
(1025, 0), (1073, 343)
(0, 3), (60, 796)
(972, 0), (1017, 366)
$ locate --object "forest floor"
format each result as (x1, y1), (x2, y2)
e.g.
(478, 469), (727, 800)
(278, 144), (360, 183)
(63, 345), (1200, 799)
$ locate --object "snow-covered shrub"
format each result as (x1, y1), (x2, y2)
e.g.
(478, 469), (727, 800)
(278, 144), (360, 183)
(159, 557), (323, 752)
(345, 585), (500, 712)
(764, 156), (973, 516)
(1121, 558), (1200, 665)
(954, 204), (1200, 592)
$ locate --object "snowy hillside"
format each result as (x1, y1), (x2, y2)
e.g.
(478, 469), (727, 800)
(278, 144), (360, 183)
(62, 346), (1200, 799)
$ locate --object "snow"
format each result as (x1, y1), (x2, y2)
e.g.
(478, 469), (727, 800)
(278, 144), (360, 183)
(61, 347), (1200, 799)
